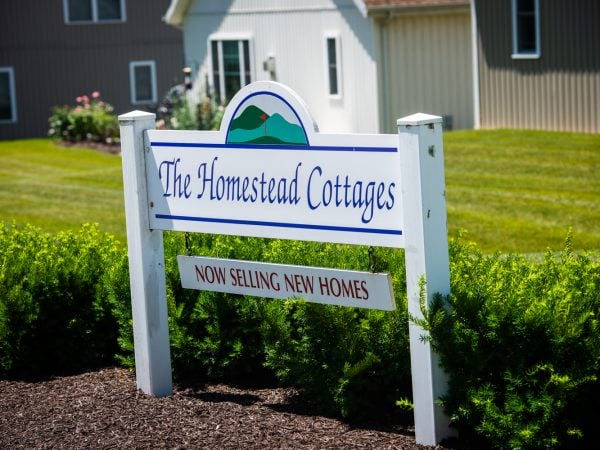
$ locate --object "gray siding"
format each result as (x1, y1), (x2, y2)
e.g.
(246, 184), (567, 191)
(0, 0), (183, 139)
(475, 0), (600, 133)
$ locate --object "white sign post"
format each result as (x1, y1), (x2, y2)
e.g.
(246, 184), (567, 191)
(118, 110), (172, 397)
(119, 82), (451, 445)
(398, 113), (452, 444)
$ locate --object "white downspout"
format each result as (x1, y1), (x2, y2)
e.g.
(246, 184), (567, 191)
(470, 0), (481, 128)
(378, 16), (390, 133)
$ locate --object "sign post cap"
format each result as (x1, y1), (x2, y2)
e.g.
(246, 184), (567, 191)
(118, 110), (156, 122)
(397, 113), (442, 127)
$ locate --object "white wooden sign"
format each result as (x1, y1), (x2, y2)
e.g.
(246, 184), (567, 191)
(178, 256), (395, 311)
(119, 81), (452, 446)
(145, 84), (403, 248)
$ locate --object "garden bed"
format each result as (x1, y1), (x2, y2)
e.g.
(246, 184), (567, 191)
(0, 367), (447, 449)
(55, 140), (121, 155)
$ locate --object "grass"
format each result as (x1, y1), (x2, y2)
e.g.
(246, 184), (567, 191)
(0, 139), (126, 242)
(0, 130), (598, 253)
(444, 129), (600, 253)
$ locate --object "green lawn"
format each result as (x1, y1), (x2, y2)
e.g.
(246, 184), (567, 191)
(0, 139), (126, 242)
(444, 129), (600, 253)
(0, 131), (598, 253)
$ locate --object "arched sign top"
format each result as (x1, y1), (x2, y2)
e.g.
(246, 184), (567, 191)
(221, 82), (318, 147)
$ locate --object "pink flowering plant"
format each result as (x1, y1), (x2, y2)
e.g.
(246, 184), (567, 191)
(48, 91), (119, 144)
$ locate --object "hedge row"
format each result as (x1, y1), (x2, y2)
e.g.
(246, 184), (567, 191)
(0, 223), (120, 376)
(423, 235), (600, 449)
(1, 223), (598, 449)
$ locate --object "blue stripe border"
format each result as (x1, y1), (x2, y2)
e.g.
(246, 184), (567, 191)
(155, 214), (402, 236)
(150, 141), (397, 153)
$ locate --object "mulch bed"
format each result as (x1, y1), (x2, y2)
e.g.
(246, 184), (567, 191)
(55, 140), (121, 155)
(0, 367), (450, 449)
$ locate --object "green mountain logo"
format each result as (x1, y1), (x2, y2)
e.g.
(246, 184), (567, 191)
(227, 105), (308, 145)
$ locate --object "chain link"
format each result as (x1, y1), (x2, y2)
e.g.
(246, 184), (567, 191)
(184, 232), (192, 256)
(368, 246), (377, 273)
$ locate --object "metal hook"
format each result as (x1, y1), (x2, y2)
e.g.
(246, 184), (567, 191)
(368, 246), (377, 273)
(184, 232), (192, 256)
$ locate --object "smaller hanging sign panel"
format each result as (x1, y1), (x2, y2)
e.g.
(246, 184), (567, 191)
(178, 256), (395, 311)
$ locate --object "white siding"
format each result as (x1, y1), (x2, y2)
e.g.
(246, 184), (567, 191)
(182, 0), (379, 133)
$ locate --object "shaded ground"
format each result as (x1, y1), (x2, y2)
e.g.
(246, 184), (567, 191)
(56, 140), (121, 154)
(0, 367), (450, 449)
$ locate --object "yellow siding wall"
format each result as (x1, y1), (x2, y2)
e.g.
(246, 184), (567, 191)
(377, 11), (473, 132)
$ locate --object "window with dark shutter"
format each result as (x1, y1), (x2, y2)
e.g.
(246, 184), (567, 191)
(512, 0), (540, 58)
(0, 68), (17, 123)
(210, 39), (253, 104)
(325, 35), (342, 98)
(64, 0), (125, 24)
(130, 61), (157, 105)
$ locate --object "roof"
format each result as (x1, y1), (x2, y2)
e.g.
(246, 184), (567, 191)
(164, 0), (191, 27)
(363, 0), (469, 17)
(364, 0), (469, 7)
(164, 0), (470, 26)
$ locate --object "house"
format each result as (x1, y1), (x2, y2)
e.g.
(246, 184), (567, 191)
(165, 0), (473, 134)
(366, 0), (472, 132)
(471, 0), (600, 133)
(0, 0), (184, 140)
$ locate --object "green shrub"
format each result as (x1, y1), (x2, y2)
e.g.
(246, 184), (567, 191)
(196, 93), (224, 131)
(166, 93), (224, 131)
(169, 290), (272, 384)
(166, 96), (199, 131)
(0, 223), (122, 377)
(164, 233), (272, 384)
(262, 299), (411, 421)
(11, 220), (591, 443)
(420, 234), (600, 449)
(98, 249), (134, 368)
(107, 233), (274, 384)
(48, 92), (119, 144)
(259, 240), (412, 421)
(108, 232), (413, 415)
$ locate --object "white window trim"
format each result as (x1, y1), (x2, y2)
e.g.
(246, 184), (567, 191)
(208, 33), (255, 103)
(0, 67), (17, 124)
(63, 0), (126, 25)
(323, 32), (343, 99)
(129, 60), (157, 105)
(511, 0), (540, 59)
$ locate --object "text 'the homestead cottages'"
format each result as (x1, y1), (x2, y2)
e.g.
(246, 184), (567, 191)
(165, 0), (473, 134)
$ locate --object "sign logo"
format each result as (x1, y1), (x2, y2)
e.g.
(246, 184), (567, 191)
(226, 92), (308, 145)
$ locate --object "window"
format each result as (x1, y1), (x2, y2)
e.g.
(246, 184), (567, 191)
(64, 0), (125, 24)
(512, 0), (540, 58)
(129, 61), (157, 105)
(210, 38), (252, 104)
(324, 34), (342, 98)
(0, 67), (17, 124)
